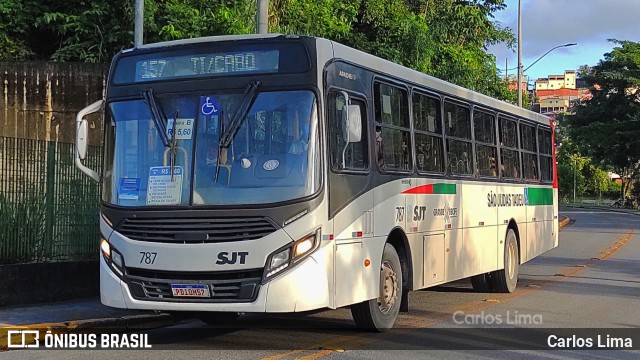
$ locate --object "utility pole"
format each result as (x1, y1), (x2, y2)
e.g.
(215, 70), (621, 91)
(134, 0), (143, 47)
(573, 158), (578, 204)
(517, 0), (523, 107)
(505, 58), (508, 82)
(257, 0), (269, 34)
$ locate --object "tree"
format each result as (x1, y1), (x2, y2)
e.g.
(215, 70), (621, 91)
(569, 40), (640, 197)
(4, 0), (517, 102)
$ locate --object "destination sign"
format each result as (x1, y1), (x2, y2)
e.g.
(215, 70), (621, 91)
(134, 50), (279, 81)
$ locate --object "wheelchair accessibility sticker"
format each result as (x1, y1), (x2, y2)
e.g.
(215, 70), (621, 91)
(200, 96), (220, 116)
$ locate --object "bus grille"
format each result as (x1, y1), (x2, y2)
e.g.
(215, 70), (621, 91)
(115, 217), (278, 243)
(126, 268), (263, 303)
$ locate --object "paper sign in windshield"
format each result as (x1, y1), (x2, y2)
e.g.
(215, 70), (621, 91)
(118, 178), (140, 200)
(146, 166), (183, 205)
(166, 118), (194, 140)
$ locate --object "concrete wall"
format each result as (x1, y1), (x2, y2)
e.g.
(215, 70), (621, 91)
(1, 62), (107, 145)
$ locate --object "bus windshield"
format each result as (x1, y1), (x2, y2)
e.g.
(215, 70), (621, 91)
(103, 90), (320, 206)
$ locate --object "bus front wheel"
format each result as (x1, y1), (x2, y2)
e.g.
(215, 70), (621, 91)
(351, 243), (402, 332)
(490, 229), (519, 293)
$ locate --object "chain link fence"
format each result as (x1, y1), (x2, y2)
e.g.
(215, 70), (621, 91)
(0, 137), (103, 264)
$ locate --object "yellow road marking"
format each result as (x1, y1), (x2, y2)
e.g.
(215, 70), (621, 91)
(262, 228), (635, 360)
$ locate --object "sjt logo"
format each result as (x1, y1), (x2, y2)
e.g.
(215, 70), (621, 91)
(216, 251), (249, 265)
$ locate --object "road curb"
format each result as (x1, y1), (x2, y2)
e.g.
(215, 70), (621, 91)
(559, 215), (570, 229)
(564, 204), (640, 216)
(0, 313), (175, 350)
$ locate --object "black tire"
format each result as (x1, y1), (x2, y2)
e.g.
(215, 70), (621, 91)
(470, 273), (493, 292)
(490, 229), (519, 293)
(197, 312), (240, 326)
(351, 243), (403, 332)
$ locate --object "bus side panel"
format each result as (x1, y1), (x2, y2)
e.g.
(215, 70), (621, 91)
(524, 186), (555, 262)
(332, 188), (380, 307)
(461, 183), (499, 277)
(496, 185), (527, 267)
(373, 180), (410, 237)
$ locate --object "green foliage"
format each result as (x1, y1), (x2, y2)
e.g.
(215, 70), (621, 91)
(569, 40), (640, 196)
(0, 0), (38, 60)
(1, 0), (517, 102)
(0, 189), (47, 264)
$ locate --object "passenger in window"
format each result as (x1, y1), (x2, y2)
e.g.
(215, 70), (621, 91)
(489, 156), (497, 176)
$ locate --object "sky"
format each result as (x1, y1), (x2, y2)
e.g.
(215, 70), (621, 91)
(488, 0), (640, 84)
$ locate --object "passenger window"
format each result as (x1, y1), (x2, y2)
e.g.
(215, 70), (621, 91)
(413, 93), (443, 173)
(328, 92), (368, 171)
(538, 128), (553, 182)
(474, 110), (497, 177)
(520, 123), (538, 180)
(499, 116), (521, 179)
(374, 82), (411, 171)
(444, 101), (472, 175)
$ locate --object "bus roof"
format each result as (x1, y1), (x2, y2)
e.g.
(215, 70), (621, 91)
(124, 33), (285, 52)
(328, 39), (550, 125)
(121, 34), (550, 126)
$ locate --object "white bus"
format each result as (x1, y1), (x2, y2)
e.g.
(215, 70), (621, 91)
(75, 34), (558, 331)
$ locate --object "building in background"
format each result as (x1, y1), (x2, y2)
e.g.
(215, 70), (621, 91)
(533, 70), (590, 115)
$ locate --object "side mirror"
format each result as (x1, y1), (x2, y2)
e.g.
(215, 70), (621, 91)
(77, 119), (88, 160)
(75, 99), (104, 182)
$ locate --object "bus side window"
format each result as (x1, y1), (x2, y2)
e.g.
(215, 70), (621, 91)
(499, 116), (521, 179)
(444, 101), (472, 175)
(473, 110), (497, 177)
(520, 123), (539, 180)
(328, 92), (368, 171)
(374, 82), (411, 172)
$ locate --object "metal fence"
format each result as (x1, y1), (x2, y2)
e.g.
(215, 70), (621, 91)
(0, 137), (103, 264)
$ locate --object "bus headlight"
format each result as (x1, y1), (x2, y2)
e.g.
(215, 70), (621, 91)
(101, 238), (125, 277)
(263, 230), (319, 282)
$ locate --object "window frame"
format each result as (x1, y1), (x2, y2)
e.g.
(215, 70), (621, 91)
(443, 98), (474, 177)
(537, 125), (554, 183)
(373, 78), (413, 174)
(472, 107), (498, 179)
(498, 114), (522, 180)
(326, 87), (371, 175)
(520, 121), (540, 182)
(411, 89), (445, 175)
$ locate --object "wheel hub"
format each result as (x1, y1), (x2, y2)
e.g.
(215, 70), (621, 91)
(378, 260), (398, 314)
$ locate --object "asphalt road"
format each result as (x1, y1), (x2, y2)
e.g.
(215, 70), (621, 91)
(4, 207), (639, 359)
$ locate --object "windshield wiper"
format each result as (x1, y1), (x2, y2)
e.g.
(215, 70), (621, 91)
(219, 80), (261, 148)
(143, 88), (171, 147)
(169, 110), (178, 181)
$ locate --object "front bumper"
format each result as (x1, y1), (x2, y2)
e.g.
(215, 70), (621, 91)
(100, 241), (332, 313)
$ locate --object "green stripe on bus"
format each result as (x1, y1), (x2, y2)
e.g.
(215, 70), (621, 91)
(527, 188), (553, 205)
(434, 183), (456, 194)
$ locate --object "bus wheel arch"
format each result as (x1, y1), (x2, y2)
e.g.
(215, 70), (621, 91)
(350, 227), (411, 331)
(507, 219), (521, 265)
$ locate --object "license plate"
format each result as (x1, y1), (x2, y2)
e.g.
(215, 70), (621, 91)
(171, 284), (211, 298)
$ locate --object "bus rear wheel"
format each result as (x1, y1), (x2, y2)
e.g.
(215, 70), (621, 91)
(490, 229), (519, 293)
(351, 243), (402, 332)
(470, 273), (493, 292)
